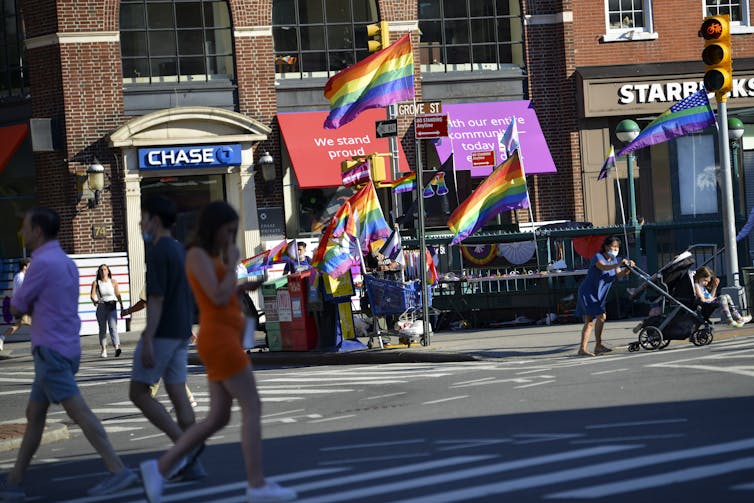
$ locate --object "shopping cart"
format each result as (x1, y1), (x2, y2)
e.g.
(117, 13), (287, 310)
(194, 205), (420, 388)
(363, 275), (432, 348)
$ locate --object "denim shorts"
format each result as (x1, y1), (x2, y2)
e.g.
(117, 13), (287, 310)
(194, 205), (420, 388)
(131, 337), (189, 385)
(30, 346), (81, 404)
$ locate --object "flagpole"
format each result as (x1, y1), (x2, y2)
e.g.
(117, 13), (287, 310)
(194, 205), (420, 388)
(613, 170), (631, 260)
(412, 96), (431, 346)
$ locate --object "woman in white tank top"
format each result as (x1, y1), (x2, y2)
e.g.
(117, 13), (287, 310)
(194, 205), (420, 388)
(90, 264), (124, 357)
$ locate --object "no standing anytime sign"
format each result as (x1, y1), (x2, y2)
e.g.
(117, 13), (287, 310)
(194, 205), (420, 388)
(414, 114), (449, 139)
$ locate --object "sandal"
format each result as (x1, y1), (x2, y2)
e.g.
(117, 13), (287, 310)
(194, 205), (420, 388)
(577, 350), (595, 357)
(594, 345), (613, 355)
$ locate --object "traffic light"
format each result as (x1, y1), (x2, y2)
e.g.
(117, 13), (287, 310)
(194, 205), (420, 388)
(366, 21), (389, 53)
(699, 14), (732, 96)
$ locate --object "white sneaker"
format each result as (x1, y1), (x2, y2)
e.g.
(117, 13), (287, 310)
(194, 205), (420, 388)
(100, 349), (107, 358)
(139, 459), (164, 503)
(0, 338), (4, 352)
(742, 315), (752, 324)
(247, 481), (297, 502)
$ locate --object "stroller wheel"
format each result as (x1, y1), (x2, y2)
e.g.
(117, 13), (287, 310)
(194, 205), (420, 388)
(628, 342), (640, 352)
(639, 326), (664, 350)
(659, 339), (671, 350)
(692, 327), (713, 346)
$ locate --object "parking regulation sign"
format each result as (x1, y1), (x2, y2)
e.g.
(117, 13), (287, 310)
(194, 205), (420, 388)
(414, 114), (448, 139)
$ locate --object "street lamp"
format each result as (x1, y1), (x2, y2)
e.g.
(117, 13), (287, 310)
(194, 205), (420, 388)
(615, 119), (640, 228)
(256, 151), (275, 194)
(728, 117), (745, 216)
(86, 159), (106, 208)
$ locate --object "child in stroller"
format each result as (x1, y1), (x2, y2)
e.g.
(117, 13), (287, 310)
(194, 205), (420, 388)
(627, 252), (715, 351)
(693, 266), (751, 328)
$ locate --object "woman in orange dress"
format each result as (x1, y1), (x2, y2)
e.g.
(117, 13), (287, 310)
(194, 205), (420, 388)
(139, 201), (296, 503)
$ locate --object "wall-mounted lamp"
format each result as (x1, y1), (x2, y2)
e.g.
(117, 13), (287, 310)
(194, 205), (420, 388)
(257, 151), (276, 194)
(86, 159), (106, 208)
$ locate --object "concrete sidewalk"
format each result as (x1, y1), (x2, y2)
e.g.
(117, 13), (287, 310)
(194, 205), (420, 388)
(1, 318), (751, 453)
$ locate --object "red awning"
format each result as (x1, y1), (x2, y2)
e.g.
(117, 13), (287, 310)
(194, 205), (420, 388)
(0, 124), (28, 174)
(277, 109), (409, 189)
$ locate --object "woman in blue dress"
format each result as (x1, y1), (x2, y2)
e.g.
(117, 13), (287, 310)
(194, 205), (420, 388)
(575, 236), (634, 356)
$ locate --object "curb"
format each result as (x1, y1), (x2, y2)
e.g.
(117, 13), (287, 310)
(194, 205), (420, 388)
(0, 422), (70, 453)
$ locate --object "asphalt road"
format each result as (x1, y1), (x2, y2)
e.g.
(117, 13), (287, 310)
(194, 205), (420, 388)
(1, 335), (753, 502)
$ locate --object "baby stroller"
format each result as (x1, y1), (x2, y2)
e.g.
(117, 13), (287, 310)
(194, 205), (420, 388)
(626, 251), (714, 351)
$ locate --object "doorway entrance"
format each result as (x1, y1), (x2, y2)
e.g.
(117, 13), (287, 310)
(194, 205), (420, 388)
(140, 174), (226, 245)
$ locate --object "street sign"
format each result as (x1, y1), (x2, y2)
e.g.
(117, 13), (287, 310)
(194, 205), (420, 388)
(415, 114), (449, 139)
(471, 150), (496, 167)
(375, 119), (398, 138)
(396, 101), (442, 117)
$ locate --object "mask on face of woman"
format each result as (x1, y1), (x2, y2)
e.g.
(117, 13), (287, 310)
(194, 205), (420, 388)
(607, 249), (618, 259)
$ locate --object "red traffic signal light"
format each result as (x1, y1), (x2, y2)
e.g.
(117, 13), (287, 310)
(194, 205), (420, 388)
(699, 15), (732, 96)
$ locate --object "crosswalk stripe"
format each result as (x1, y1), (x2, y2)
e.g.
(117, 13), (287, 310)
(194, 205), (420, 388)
(547, 456), (754, 498)
(294, 445), (636, 503)
(390, 438), (754, 503)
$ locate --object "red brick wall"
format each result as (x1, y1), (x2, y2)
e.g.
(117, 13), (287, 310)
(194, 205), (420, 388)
(523, 1), (583, 221)
(21, 0), (125, 253)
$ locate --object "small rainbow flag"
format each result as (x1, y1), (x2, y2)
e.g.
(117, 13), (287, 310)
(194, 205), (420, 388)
(266, 239), (294, 265)
(447, 151), (529, 246)
(391, 172), (416, 194)
(341, 160), (371, 187)
(239, 250), (269, 278)
(324, 34), (415, 129)
(312, 204), (359, 278)
(343, 180), (391, 254)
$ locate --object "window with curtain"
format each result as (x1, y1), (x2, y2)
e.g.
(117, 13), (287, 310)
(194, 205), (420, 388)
(272, 0), (379, 79)
(602, 0), (658, 41)
(418, 0), (524, 73)
(120, 0), (234, 84)
(0, 0), (28, 99)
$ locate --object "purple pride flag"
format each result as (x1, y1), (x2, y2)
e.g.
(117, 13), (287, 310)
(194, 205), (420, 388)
(597, 145), (616, 181)
(617, 89), (716, 156)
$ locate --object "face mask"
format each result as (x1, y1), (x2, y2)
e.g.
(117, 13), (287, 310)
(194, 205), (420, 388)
(607, 250), (618, 259)
(142, 231), (154, 243)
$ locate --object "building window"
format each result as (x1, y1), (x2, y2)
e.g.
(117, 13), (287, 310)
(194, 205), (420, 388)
(418, 0), (524, 73)
(705, 0), (754, 31)
(0, 0), (28, 99)
(602, 0), (657, 42)
(272, 0), (379, 79)
(119, 0), (234, 84)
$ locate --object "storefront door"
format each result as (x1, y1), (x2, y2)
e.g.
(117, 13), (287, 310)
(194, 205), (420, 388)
(140, 174), (226, 245)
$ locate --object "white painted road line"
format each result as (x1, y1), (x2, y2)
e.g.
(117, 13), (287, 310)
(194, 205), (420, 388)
(361, 391), (407, 400)
(515, 379), (556, 389)
(390, 438), (754, 503)
(586, 418), (687, 429)
(321, 439), (426, 451)
(547, 456), (754, 498)
(422, 395), (468, 405)
(296, 446), (636, 503)
(570, 433), (685, 444)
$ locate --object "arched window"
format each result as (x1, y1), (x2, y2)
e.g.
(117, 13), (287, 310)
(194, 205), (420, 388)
(1, 0), (27, 99)
(273, 0), (379, 79)
(419, 0), (523, 73)
(119, 0), (234, 83)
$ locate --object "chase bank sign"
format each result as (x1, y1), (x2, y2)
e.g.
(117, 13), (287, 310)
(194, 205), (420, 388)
(138, 144), (242, 170)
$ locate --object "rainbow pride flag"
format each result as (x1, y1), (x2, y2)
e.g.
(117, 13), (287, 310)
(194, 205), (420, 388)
(324, 34), (415, 129)
(617, 89), (716, 156)
(391, 172), (416, 194)
(239, 250), (270, 278)
(312, 204), (359, 278)
(447, 151), (529, 246)
(341, 181), (391, 254)
(266, 239), (294, 265)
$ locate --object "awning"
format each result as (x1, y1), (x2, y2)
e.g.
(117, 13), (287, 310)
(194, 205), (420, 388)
(433, 101), (557, 177)
(0, 124), (28, 175)
(277, 109), (409, 189)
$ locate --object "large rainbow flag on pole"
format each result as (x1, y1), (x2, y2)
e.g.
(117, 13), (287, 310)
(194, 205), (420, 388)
(312, 204), (360, 278)
(323, 34), (415, 129)
(340, 180), (392, 254)
(617, 89), (716, 156)
(447, 151), (529, 246)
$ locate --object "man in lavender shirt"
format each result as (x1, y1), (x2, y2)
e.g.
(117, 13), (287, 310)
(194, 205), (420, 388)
(0, 208), (138, 501)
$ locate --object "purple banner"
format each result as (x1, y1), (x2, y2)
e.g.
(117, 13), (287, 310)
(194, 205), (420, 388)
(433, 101), (557, 177)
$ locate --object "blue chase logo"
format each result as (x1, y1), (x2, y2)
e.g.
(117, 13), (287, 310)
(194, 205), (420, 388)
(138, 144), (242, 170)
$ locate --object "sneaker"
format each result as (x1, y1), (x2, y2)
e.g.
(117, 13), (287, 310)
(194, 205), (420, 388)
(742, 315), (752, 324)
(246, 481), (297, 502)
(728, 321), (744, 328)
(139, 460), (165, 503)
(0, 338), (4, 352)
(87, 467), (139, 496)
(100, 349), (107, 358)
(166, 443), (205, 480)
(175, 459), (207, 481)
(0, 476), (25, 502)
(115, 347), (122, 357)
